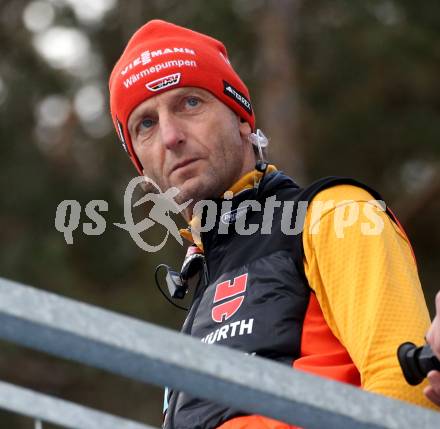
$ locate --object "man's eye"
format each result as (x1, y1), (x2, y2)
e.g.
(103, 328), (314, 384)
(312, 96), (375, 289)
(186, 97), (200, 108)
(140, 118), (154, 130)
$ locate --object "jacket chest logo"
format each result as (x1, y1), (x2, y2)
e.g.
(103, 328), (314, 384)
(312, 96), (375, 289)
(211, 273), (248, 323)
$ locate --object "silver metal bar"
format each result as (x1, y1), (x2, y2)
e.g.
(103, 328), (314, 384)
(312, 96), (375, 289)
(0, 381), (156, 429)
(0, 277), (438, 429)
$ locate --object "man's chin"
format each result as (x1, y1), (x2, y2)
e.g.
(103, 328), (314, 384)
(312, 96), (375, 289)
(172, 177), (204, 204)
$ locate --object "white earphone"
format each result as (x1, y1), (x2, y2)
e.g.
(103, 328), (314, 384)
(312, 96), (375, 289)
(248, 129), (269, 161)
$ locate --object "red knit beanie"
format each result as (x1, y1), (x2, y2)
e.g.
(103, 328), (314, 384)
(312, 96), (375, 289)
(109, 19), (255, 174)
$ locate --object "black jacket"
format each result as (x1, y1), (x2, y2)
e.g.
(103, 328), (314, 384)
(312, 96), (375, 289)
(163, 171), (384, 429)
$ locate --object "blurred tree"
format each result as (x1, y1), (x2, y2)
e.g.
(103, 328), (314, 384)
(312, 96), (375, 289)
(255, 0), (305, 183)
(295, 0), (440, 305)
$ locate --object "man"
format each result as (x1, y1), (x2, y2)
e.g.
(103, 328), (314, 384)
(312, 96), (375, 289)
(109, 20), (436, 428)
(426, 291), (440, 406)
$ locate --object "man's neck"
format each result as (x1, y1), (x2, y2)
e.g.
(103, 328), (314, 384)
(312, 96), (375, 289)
(181, 164), (277, 223)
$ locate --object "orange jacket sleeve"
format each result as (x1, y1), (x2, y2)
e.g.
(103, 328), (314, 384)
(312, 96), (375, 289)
(302, 184), (434, 408)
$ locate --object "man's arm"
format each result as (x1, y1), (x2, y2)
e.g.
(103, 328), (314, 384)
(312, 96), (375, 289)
(302, 184), (435, 408)
(425, 291), (440, 406)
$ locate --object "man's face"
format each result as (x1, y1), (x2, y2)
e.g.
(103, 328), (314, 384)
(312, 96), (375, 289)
(127, 87), (254, 206)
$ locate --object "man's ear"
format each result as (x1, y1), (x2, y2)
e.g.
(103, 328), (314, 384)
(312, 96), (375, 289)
(238, 118), (252, 139)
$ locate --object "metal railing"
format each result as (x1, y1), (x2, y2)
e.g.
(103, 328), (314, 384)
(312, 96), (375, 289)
(0, 276), (438, 429)
(0, 381), (155, 429)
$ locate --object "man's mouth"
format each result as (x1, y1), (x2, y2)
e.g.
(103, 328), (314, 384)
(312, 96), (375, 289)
(170, 158), (199, 174)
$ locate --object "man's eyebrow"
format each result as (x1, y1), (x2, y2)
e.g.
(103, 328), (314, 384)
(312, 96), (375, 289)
(177, 87), (212, 98)
(129, 103), (157, 124)
(128, 109), (151, 133)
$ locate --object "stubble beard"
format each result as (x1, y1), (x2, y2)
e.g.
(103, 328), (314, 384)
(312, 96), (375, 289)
(173, 170), (223, 206)
(175, 141), (245, 206)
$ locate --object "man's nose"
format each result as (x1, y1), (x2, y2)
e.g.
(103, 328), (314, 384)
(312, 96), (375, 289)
(159, 114), (185, 149)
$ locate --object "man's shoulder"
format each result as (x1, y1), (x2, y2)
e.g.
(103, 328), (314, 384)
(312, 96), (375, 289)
(288, 175), (383, 207)
(310, 183), (377, 206)
(301, 180), (386, 234)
